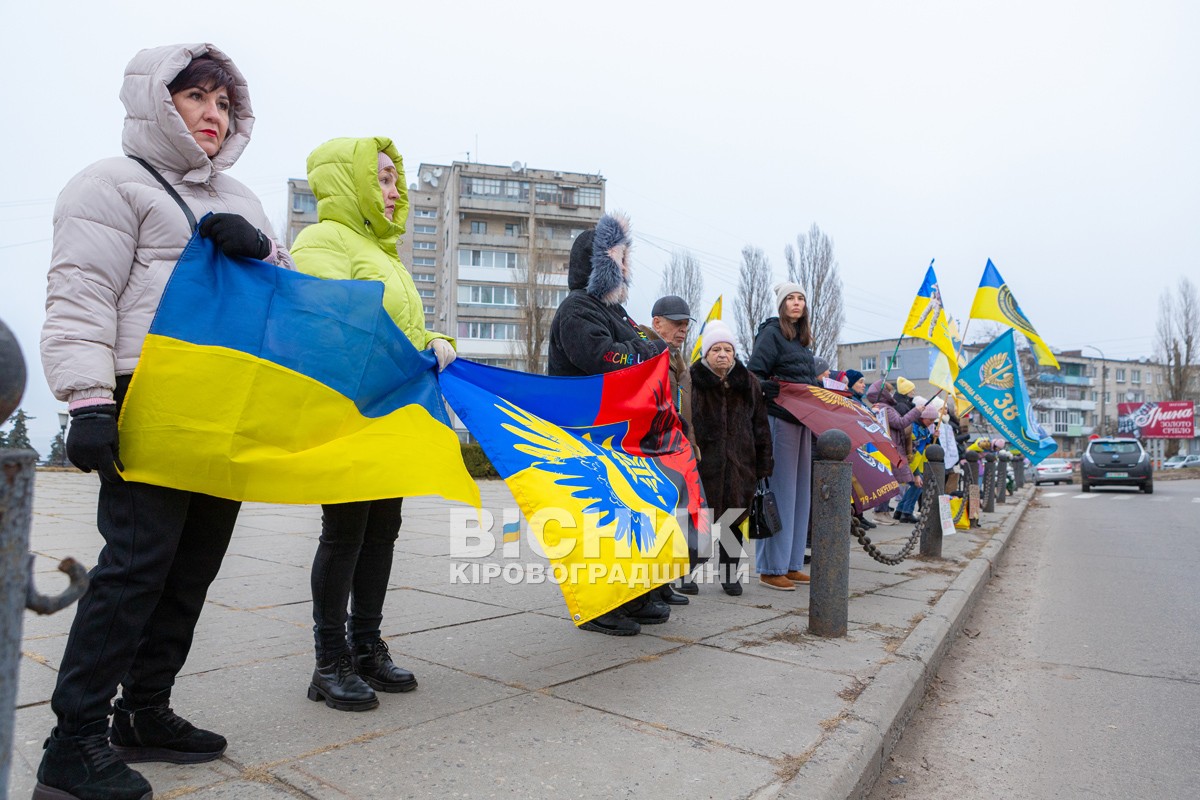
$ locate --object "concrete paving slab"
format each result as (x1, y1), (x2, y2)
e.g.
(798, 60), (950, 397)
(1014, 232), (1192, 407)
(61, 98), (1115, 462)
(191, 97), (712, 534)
(274, 692), (775, 800)
(391, 612), (678, 690)
(551, 646), (849, 760)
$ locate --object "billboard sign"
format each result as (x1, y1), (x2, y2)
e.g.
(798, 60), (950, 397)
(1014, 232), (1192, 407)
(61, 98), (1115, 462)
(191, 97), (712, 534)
(1116, 401), (1195, 439)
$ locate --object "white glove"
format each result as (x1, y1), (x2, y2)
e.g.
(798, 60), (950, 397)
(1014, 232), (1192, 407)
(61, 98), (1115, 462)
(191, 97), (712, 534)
(429, 338), (457, 371)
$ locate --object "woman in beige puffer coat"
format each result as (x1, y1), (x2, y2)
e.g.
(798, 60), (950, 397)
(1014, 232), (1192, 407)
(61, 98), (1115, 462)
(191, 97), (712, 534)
(34, 43), (290, 800)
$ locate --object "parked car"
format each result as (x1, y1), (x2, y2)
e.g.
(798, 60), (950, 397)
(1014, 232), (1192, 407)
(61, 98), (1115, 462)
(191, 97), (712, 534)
(1080, 437), (1153, 493)
(1162, 454), (1200, 470)
(1034, 457), (1073, 485)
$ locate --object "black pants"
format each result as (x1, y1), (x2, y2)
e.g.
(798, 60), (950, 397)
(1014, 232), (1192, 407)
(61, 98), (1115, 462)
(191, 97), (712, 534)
(51, 474), (238, 733)
(51, 376), (240, 734)
(310, 498), (402, 661)
(717, 527), (746, 583)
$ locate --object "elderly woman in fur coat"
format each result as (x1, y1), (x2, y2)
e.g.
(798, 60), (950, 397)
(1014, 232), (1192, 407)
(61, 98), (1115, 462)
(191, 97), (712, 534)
(688, 322), (773, 596)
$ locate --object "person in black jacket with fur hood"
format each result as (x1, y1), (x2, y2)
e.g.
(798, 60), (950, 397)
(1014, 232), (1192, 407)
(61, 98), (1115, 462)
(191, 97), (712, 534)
(547, 213), (671, 637)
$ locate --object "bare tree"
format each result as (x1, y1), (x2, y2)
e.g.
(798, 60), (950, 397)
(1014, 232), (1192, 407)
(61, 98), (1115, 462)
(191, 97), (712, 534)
(511, 242), (556, 374)
(657, 250), (705, 354)
(1155, 277), (1200, 455)
(733, 246), (774, 356)
(784, 223), (845, 365)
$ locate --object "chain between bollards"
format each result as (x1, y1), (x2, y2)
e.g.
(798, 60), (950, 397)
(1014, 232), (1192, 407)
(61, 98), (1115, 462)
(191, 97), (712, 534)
(809, 430), (852, 638)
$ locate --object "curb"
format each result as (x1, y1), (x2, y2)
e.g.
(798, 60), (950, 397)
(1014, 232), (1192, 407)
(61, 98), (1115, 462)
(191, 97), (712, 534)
(778, 485), (1035, 800)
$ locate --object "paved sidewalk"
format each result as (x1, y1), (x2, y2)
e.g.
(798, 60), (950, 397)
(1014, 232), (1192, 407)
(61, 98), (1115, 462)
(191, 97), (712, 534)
(7, 473), (1031, 799)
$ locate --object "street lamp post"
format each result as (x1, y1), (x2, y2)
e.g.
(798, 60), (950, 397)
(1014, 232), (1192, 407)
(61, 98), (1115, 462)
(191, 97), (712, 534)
(57, 410), (68, 466)
(1083, 345), (1106, 435)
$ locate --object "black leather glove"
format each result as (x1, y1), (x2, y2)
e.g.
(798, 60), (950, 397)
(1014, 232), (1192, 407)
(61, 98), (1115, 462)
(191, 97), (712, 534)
(199, 213), (271, 260)
(67, 404), (124, 480)
(761, 379), (781, 400)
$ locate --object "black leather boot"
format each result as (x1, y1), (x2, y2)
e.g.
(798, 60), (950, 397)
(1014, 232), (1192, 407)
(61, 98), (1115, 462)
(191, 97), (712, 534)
(308, 652), (379, 711)
(579, 610), (641, 636)
(34, 720), (152, 800)
(352, 639), (417, 693)
(109, 690), (226, 764)
(657, 583), (689, 605)
(623, 595), (670, 625)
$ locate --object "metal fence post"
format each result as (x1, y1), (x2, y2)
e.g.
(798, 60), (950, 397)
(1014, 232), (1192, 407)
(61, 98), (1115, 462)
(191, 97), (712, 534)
(964, 450), (981, 526)
(920, 444), (945, 557)
(1013, 455), (1025, 489)
(982, 452), (996, 513)
(809, 430), (851, 638)
(996, 452), (1009, 504)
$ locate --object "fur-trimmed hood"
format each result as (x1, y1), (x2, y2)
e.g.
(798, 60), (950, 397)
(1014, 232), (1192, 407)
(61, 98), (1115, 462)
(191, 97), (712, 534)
(567, 212), (633, 305)
(866, 379), (895, 406)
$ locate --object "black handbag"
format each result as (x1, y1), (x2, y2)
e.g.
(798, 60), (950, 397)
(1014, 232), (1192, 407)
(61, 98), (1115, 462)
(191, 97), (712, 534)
(744, 479), (783, 540)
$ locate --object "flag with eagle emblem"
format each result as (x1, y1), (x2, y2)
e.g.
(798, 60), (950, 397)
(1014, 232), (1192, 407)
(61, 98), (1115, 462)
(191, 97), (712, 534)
(954, 330), (1057, 464)
(439, 353), (700, 625)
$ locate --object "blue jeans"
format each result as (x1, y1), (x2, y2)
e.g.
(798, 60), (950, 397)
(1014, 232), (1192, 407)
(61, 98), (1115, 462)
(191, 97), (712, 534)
(756, 417), (812, 576)
(897, 481), (922, 515)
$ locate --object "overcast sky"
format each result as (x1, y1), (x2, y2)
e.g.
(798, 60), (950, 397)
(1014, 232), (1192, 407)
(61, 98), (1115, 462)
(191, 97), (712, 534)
(2, 1), (1197, 451)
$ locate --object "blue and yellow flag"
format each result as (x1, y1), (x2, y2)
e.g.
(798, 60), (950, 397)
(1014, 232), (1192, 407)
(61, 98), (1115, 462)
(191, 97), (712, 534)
(439, 354), (699, 625)
(689, 295), (723, 363)
(118, 232), (480, 508)
(902, 262), (958, 378)
(954, 330), (1057, 465)
(969, 260), (1059, 368)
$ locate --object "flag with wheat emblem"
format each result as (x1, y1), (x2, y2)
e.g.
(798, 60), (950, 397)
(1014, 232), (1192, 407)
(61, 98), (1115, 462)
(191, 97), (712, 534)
(954, 329), (1057, 464)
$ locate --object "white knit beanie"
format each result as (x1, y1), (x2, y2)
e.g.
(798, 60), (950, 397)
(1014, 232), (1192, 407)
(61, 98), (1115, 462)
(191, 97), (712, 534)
(701, 321), (737, 357)
(773, 281), (806, 311)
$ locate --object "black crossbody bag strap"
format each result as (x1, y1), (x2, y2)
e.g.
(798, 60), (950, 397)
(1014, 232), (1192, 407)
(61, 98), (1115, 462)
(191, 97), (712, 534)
(127, 156), (198, 232)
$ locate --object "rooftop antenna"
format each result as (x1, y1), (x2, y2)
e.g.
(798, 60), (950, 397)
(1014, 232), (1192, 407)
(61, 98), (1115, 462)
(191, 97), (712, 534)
(510, 160), (524, 173)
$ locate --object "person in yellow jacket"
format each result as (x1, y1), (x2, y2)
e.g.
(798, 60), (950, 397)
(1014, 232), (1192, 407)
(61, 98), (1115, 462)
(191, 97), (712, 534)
(291, 136), (455, 712)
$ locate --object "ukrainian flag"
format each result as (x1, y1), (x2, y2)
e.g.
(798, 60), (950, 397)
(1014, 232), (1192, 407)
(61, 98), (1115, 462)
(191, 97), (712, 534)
(902, 263), (959, 378)
(118, 233), (480, 508)
(969, 260), (1059, 368)
(439, 354), (698, 625)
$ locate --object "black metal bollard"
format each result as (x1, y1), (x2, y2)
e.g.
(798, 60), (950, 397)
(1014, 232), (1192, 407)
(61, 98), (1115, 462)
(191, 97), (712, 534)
(964, 450), (981, 527)
(920, 444), (946, 557)
(1013, 455), (1025, 489)
(809, 430), (852, 638)
(996, 452), (1009, 504)
(982, 452), (996, 513)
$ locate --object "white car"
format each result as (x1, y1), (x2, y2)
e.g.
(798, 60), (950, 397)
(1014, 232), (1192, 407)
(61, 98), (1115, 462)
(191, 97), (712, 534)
(1163, 454), (1200, 469)
(1034, 457), (1074, 485)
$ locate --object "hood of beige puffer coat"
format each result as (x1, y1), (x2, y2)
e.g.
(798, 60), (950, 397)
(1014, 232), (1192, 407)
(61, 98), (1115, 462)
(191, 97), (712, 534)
(119, 43), (254, 183)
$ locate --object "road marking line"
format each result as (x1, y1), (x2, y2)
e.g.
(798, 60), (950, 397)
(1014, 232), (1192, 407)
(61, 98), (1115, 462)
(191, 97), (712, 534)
(1072, 494), (1097, 500)
(1110, 495), (1132, 501)
(1040, 492), (1065, 498)
(1193, 497), (1200, 503)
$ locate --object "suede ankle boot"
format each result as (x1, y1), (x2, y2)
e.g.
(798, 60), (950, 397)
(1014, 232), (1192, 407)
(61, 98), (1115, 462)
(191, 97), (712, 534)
(34, 720), (152, 800)
(110, 690), (226, 764)
(352, 639), (417, 693)
(308, 652), (379, 711)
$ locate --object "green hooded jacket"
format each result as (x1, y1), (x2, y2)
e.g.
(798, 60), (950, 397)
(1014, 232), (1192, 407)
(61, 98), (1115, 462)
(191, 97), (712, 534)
(291, 136), (451, 349)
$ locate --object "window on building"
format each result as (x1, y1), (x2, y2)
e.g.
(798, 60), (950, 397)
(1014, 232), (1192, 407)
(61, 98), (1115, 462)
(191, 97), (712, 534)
(414, 241), (437, 250)
(291, 192), (316, 215)
(1156, 373), (1162, 384)
(457, 248), (522, 269)
(470, 221), (487, 234)
(505, 223), (521, 236)
(576, 186), (602, 207)
(412, 271), (435, 282)
(412, 257), (436, 267)
(417, 289), (435, 299)
(1115, 368), (1126, 383)
(860, 356), (877, 372)
(1104, 392), (1111, 403)
(1052, 385), (1066, 399)
(1053, 410), (1070, 434)
(1090, 391), (1097, 401)
(461, 177), (528, 201)
(457, 321), (519, 340)
(423, 305), (435, 315)
(534, 183), (560, 204)
(415, 207), (437, 218)
(458, 285), (518, 306)
(1131, 369), (1141, 384)
(414, 224), (437, 234)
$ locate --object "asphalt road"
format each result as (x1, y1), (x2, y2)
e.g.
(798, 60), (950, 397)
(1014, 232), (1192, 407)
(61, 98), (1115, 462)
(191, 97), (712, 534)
(868, 478), (1200, 800)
